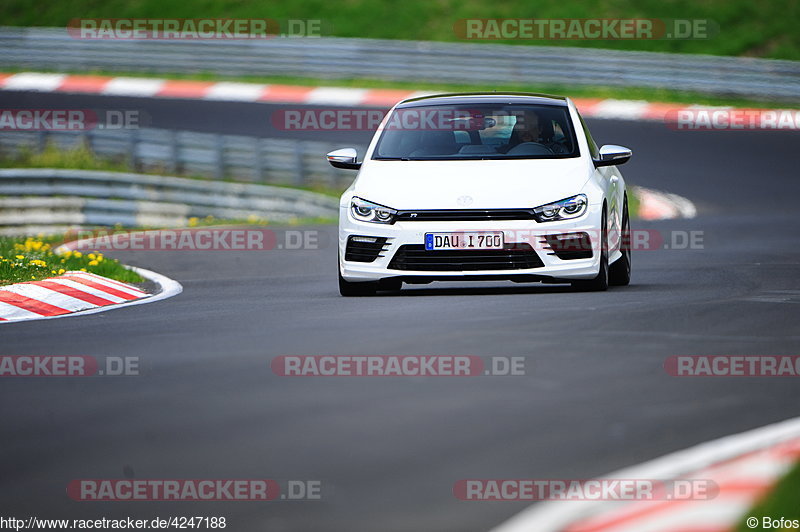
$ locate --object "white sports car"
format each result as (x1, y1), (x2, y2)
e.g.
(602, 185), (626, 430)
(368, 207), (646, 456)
(328, 92), (632, 296)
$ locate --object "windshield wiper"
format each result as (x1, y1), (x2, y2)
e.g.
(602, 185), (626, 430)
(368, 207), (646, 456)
(373, 157), (411, 161)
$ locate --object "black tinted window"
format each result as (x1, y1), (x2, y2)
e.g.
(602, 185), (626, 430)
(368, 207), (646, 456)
(372, 104), (579, 161)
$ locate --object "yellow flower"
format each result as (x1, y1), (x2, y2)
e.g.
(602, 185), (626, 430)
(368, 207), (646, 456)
(15, 255), (24, 260)
(188, 217), (199, 227)
(88, 260), (99, 266)
(58, 269), (65, 275)
(73, 251), (82, 258)
(80, 268), (87, 272)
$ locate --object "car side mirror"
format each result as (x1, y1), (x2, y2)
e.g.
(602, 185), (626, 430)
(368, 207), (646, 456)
(327, 148), (361, 170)
(594, 145), (632, 167)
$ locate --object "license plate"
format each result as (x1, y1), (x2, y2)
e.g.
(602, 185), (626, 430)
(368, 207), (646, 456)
(424, 232), (504, 250)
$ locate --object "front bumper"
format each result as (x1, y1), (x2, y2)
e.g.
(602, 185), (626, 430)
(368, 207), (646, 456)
(339, 203), (607, 283)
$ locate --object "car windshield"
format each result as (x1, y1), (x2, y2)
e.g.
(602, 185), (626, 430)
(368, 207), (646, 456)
(372, 103), (579, 161)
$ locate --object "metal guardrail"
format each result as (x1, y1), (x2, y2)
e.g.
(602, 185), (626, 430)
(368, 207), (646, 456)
(0, 127), (365, 190)
(0, 168), (340, 234)
(1, 26), (799, 100)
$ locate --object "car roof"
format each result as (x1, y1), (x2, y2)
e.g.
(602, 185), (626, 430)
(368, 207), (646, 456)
(396, 92), (569, 108)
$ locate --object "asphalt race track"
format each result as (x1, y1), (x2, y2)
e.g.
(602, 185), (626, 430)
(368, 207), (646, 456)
(1, 91), (799, 532)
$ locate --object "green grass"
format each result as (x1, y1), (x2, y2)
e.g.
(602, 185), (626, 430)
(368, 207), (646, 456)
(736, 460), (800, 531)
(0, 235), (144, 286)
(5, 66), (797, 109)
(0, 141), (132, 172)
(1, 0), (798, 59)
(627, 189), (641, 219)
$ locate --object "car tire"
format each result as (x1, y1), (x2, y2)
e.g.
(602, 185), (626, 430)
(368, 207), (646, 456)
(572, 206), (609, 292)
(339, 272), (378, 297)
(609, 196), (631, 286)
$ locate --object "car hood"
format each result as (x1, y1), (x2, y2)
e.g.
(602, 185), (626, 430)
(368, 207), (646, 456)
(352, 158), (592, 210)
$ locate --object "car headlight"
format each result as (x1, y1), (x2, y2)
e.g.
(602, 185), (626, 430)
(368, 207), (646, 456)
(533, 194), (588, 222)
(350, 196), (397, 224)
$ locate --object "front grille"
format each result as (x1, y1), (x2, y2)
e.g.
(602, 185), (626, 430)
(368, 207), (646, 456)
(345, 236), (389, 263)
(394, 209), (536, 222)
(388, 243), (544, 271)
(541, 232), (593, 260)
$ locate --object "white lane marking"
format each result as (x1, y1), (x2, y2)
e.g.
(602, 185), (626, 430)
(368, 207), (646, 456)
(591, 99), (651, 120)
(0, 301), (46, 320)
(205, 82), (266, 101)
(3, 73), (67, 92)
(102, 77), (165, 96)
(0, 283), (97, 312)
(47, 278), (128, 303)
(305, 87), (369, 105)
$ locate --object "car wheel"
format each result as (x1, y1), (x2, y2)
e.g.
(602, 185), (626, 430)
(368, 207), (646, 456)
(339, 272), (378, 297)
(572, 207), (609, 292)
(609, 196), (631, 286)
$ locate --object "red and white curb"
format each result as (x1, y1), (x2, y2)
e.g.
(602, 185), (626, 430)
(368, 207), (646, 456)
(0, 72), (793, 123)
(633, 186), (697, 221)
(492, 416), (800, 532)
(0, 267), (182, 323)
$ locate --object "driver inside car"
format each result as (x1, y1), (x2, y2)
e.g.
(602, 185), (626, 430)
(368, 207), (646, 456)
(500, 111), (569, 154)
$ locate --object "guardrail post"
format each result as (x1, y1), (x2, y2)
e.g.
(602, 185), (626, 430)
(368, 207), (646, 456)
(169, 130), (179, 174)
(85, 129), (95, 153)
(128, 128), (138, 171)
(215, 134), (225, 180)
(293, 142), (305, 186)
(36, 130), (47, 152)
(253, 138), (264, 182)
